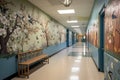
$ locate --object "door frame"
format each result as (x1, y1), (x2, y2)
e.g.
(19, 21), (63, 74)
(98, 5), (105, 72)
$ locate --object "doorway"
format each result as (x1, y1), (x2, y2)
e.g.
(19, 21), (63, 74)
(98, 7), (105, 72)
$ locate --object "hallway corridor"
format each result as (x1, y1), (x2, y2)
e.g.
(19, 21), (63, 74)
(12, 42), (104, 80)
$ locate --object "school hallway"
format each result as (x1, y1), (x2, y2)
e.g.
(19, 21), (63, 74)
(1, 0), (120, 80)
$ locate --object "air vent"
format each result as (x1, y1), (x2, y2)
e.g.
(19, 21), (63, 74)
(47, 0), (61, 5)
(82, 24), (85, 25)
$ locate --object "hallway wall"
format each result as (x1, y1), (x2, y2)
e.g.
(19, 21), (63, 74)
(0, 0), (66, 55)
(86, 0), (120, 79)
(0, 0), (76, 79)
(88, 43), (99, 68)
(104, 0), (120, 79)
(86, 0), (108, 71)
(0, 42), (67, 80)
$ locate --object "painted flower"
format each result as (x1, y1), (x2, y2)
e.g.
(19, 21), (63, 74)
(24, 29), (28, 33)
(108, 39), (112, 44)
(0, 28), (6, 36)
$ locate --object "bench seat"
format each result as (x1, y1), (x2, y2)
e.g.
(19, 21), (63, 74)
(19, 54), (47, 65)
(18, 49), (49, 78)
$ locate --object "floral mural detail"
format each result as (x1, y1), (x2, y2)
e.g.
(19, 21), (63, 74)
(0, 0), (66, 55)
(86, 19), (98, 47)
(59, 25), (66, 43)
(0, 0), (22, 54)
(104, 0), (120, 79)
(40, 20), (50, 47)
(0, 0), (41, 54)
(0, 1), (35, 54)
(105, 0), (120, 54)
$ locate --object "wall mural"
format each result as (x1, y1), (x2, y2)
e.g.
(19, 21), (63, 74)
(87, 20), (99, 47)
(104, 1), (120, 79)
(105, 0), (120, 55)
(0, 0), (66, 55)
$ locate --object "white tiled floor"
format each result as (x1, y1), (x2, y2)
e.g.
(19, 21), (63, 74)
(12, 42), (104, 80)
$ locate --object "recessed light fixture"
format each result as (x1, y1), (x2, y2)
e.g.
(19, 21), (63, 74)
(67, 20), (78, 23)
(70, 75), (79, 80)
(71, 67), (80, 72)
(71, 26), (79, 28)
(74, 60), (81, 63)
(57, 9), (75, 14)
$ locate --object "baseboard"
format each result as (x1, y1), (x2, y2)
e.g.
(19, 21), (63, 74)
(3, 72), (17, 80)
(48, 47), (67, 58)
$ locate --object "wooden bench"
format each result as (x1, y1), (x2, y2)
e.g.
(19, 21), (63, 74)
(18, 49), (49, 78)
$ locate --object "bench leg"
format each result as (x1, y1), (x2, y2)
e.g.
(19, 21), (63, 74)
(47, 59), (49, 64)
(44, 59), (49, 64)
(18, 64), (21, 77)
(18, 64), (30, 78)
(27, 65), (29, 78)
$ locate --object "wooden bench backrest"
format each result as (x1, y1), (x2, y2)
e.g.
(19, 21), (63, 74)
(18, 49), (43, 63)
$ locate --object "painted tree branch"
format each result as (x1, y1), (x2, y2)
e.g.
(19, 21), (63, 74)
(44, 21), (49, 47)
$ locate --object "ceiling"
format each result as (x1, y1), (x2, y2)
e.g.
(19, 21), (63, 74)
(28, 0), (94, 34)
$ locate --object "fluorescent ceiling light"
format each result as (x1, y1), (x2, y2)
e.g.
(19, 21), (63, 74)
(70, 75), (79, 80)
(57, 9), (75, 14)
(71, 67), (80, 72)
(77, 56), (82, 60)
(74, 60), (81, 63)
(71, 26), (79, 28)
(67, 20), (78, 23)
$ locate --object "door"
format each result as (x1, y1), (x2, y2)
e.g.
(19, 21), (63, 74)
(98, 7), (105, 72)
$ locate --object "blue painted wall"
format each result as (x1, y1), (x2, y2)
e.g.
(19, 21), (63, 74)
(89, 43), (99, 68)
(43, 42), (67, 56)
(104, 52), (120, 80)
(0, 42), (67, 80)
(0, 56), (17, 80)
